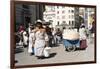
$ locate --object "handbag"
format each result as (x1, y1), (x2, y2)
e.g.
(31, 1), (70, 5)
(43, 47), (51, 57)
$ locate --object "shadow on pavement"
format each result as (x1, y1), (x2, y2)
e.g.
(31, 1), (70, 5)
(51, 44), (62, 47)
(75, 48), (87, 51)
(45, 53), (57, 59)
(15, 60), (18, 63)
(15, 48), (24, 54)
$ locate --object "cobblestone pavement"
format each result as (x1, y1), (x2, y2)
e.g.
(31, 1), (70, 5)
(15, 37), (95, 66)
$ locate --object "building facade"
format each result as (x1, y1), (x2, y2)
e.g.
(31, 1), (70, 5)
(43, 5), (95, 30)
(43, 5), (75, 29)
(15, 4), (45, 31)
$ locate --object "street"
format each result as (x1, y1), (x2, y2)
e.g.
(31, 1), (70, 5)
(15, 37), (94, 66)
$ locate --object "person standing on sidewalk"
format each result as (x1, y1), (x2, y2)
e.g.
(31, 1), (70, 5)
(79, 25), (87, 49)
(32, 20), (49, 59)
(28, 26), (35, 56)
(55, 28), (62, 44)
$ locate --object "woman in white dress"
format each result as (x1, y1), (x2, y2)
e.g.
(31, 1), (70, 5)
(28, 25), (35, 55)
(33, 22), (49, 59)
(28, 29), (35, 55)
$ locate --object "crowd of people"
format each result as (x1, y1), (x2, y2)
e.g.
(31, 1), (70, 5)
(15, 19), (95, 59)
(15, 20), (64, 59)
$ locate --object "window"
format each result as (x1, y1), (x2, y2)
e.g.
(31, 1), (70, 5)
(57, 6), (59, 9)
(57, 21), (59, 25)
(71, 10), (74, 13)
(57, 16), (60, 19)
(69, 10), (70, 13)
(62, 6), (65, 8)
(62, 16), (65, 19)
(63, 21), (66, 23)
(57, 11), (59, 14)
(50, 6), (55, 12)
(52, 15), (55, 18)
(69, 21), (71, 25)
(72, 21), (74, 25)
(72, 15), (74, 19)
(62, 10), (65, 14)
(22, 5), (29, 9)
(69, 15), (70, 18)
(49, 20), (53, 23)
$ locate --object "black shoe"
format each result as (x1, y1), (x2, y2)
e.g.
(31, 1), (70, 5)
(15, 60), (18, 63)
(37, 57), (41, 59)
(30, 53), (34, 56)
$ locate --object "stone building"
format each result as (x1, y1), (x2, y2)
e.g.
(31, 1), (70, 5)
(15, 4), (45, 31)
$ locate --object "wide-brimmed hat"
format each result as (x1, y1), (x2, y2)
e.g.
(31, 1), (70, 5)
(35, 19), (42, 23)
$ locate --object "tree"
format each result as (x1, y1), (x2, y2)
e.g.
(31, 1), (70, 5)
(75, 15), (84, 30)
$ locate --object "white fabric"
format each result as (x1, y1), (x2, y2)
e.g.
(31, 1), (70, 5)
(52, 30), (56, 36)
(79, 28), (87, 40)
(28, 32), (34, 53)
(63, 29), (79, 40)
(34, 31), (49, 56)
(43, 47), (51, 57)
(18, 40), (23, 46)
(88, 25), (92, 30)
(23, 31), (28, 45)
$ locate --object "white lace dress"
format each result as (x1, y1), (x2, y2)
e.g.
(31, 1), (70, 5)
(33, 30), (48, 56)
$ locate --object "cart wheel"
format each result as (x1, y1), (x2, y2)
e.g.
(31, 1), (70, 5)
(80, 48), (86, 50)
(66, 45), (76, 52)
